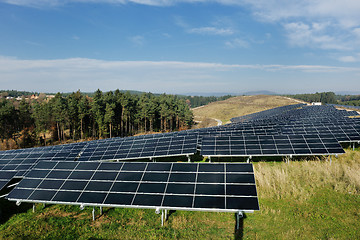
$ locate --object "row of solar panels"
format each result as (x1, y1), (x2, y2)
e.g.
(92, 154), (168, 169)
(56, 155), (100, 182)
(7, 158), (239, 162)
(231, 104), (359, 124)
(7, 161), (259, 212)
(230, 104), (305, 123)
(0, 133), (348, 174)
(328, 104), (360, 110)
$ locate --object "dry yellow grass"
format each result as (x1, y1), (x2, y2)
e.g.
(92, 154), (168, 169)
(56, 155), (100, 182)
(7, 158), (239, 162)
(192, 95), (300, 127)
(254, 150), (360, 201)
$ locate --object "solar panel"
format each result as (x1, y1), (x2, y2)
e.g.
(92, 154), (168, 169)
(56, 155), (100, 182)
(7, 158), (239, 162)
(201, 134), (345, 157)
(7, 161), (259, 212)
(0, 171), (17, 190)
(0, 141), (88, 155)
(280, 125), (360, 142)
(77, 135), (199, 161)
(328, 104), (360, 111)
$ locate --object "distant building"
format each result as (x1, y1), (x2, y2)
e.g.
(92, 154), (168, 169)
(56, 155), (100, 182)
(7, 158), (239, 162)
(311, 102), (322, 105)
(30, 94), (39, 100)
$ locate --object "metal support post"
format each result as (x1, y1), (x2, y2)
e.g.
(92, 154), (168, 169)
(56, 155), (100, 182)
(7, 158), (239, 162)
(187, 155), (191, 162)
(33, 204), (35, 213)
(100, 206), (103, 215)
(353, 143), (355, 151)
(161, 209), (164, 226)
(236, 211), (244, 230)
(164, 209), (168, 221)
(209, 156), (211, 163)
(247, 156), (252, 163)
(43, 203), (46, 208)
(92, 207), (95, 221)
(330, 155), (332, 165)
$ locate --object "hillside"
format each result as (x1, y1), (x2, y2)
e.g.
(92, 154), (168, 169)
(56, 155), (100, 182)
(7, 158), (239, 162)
(192, 95), (300, 128)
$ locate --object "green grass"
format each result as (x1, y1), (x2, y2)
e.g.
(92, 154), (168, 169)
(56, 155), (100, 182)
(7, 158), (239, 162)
(0, 149), (359, 239)
(0, 204), (235, 239)
(245, 189), (359, 239)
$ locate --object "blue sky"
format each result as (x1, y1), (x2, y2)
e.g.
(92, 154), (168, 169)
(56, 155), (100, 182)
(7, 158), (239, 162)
(0, 0), (360, 95)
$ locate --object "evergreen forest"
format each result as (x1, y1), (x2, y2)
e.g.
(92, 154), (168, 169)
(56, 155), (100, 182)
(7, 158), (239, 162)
(0, 90), (193, 150)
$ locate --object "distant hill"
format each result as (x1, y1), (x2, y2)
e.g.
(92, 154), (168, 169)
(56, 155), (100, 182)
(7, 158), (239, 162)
(335, 91), (360, 95)
(0, 89), (148, 98)
(182, 92), (238, 97)
(192, 95), (298, 128)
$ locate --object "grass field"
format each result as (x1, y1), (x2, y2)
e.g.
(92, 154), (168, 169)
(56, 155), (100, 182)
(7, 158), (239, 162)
(193, 95), (299, 128)
(0, 95), (359, 239)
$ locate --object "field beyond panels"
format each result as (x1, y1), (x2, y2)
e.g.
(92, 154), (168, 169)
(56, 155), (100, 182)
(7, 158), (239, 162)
(192, 95), (300, 128)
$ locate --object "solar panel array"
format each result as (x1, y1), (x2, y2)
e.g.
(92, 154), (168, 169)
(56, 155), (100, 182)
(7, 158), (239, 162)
(0, 135), (199, 191)
(201, 134), (345, 157)
(280, 125), (360, 142)
(77, 135), (198, 161)
(8, 161), (259, 212)
(328, 104), (360, 111)
(230, 104), (305, 123)
(1, 103), (359, 216)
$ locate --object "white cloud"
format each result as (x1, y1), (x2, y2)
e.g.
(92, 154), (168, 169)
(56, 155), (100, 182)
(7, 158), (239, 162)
(239, 0), (360, 27)
(338, 53), (360, 63)
(338, 56), (357, 63)
(24, 40), (42, 46)
(225, 38), (248, 48)
(283, 21), (351, 50)
(0, 56), (359, 94)
(5, 0), (360, 52)
(174, 15), (235, 37)
(188, 27), (234, 36)
(240, 0), (360, 51)
(129, 35), (145, 46)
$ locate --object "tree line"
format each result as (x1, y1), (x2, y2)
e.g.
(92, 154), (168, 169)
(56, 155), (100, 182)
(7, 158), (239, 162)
(286, 92), (337, 104)
(337, 94), (360, 106)
(0, 90), (193, 149)
(287, 92), (360, 106)
(184, 95), (233, 108)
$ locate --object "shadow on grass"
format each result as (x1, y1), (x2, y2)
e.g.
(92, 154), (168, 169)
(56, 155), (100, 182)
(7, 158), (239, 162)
(234, 212), (246, 240)
(0, 179), (32, 225)
(168, 210), (176, 218)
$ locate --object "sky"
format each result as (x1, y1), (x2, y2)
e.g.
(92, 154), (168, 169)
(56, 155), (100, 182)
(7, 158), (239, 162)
(0, 0), (360, 95)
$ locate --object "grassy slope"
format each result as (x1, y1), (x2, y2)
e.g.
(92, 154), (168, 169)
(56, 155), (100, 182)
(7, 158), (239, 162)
(193, 95), (299, 127)
(1, 95), (359, 239)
